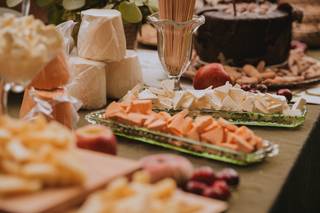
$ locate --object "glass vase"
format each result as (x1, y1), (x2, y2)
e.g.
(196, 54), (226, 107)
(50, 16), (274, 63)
(148, 13), (205, 90)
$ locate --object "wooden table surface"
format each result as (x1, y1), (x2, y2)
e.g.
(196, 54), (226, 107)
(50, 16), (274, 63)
(7, 50), (320, 213)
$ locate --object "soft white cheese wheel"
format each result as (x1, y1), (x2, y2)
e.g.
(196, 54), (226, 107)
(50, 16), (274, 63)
(106, 50), (143, 99)
(68, 56), (106, 109)
(78, 9), (126, 61)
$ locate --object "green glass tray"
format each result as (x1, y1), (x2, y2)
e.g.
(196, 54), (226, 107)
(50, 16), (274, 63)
(85, 110), (279, 166)
(153, 108), (307, 128)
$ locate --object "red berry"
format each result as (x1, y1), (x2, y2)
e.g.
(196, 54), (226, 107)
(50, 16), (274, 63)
(277, 89), (293, 102)
(210, 180), (231, 200)
(217, 168), (240, 186)
(203, 187), (221, 199)
(203, 181), (231, 200)
(190, 167), (216, 185)
(186, 181), (207, 195)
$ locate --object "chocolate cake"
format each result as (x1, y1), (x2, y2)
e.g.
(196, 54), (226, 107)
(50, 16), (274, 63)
(195, 2), (302, 66)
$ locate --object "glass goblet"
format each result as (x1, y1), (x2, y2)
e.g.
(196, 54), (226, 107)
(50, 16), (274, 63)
(148, 13), (205, 90)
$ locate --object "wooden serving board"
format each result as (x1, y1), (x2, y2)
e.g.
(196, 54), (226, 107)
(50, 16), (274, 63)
(176, 191), (228, 213)
(0, 149), (140, 213)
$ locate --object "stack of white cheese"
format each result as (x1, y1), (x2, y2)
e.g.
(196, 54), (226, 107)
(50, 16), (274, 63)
(123, 81), (306, 116)
(67, 9), (143, 110)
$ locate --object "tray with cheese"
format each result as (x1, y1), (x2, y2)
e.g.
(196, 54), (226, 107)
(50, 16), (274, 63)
(121, 82), (307, 128)
(86, 101), (279, 166)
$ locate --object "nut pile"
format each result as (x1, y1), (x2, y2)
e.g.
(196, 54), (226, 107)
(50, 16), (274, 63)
(224, 49), (320, 86)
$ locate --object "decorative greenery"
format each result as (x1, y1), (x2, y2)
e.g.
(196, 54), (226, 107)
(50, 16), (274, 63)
(6, 0), (158, 24)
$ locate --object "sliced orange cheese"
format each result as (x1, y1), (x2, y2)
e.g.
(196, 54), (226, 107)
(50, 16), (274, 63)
(104, 100), (264, 154)
(126, 113), (148, 126)
(158, 111), (171, 121)
(167, 110), (188, 136)
(218, 118), (237, 132)
(203, 120), (218, 132)
(200, 126), (224, 144)
(105, 102), (124, 118)
(181, 117), (193, 134)
(186, 126), (200, 141)
(144, 114), (158, 127)
(126, 100), (152, 114)
(147, 119), (167, 131)
(235, 126), (253, 141)
(194, 116), (213, 133)
(231, 133), (254, 153)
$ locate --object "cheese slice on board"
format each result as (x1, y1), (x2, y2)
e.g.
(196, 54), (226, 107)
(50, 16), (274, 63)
(30, 52), (70, 90)
(68, 56), (106, 110)
(106, 50), (143, 99)
(78, 9), (126, 61)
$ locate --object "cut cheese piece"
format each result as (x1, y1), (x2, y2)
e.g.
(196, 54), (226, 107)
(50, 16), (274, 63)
(126, 113), (148, 126)
(147, 119), (167, 131)
(181, 117), (193, 135)
(67, 56), (106, 110)
(217, 118), (237, 132)
(20, 88), (76, 129)
(292, 97), (306, 111)
(186, 126), (200, 141)
(78, 9), (126, 61)
(158, 111), (171, 121)
(106, 50), (143, 99)
(104, 102), (124, 118)
(231, 133), (254, 153)
(30, 52), (70, 90)
(127, 100), (152, 114)
(194, 116), (213, 133)
(200, 126), (224, 144)
(167, 110), (188, 136)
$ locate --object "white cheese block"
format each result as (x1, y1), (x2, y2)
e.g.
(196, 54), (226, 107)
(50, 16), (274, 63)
(241, 96), (255, 112)
(292, 97), (306, 111)
(67, 56), (106, 110)
(106, 50), (143, 99)
(138, 89), (158, 100)
(221, 96), (241, 111)
(77, 9), (126, 61)
(229, 88), (246, 103)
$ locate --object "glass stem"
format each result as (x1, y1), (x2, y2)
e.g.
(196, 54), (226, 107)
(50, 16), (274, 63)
(0, 80), (9, 115)
(22, 0), (31, 16)
(169, 75), (182, 90)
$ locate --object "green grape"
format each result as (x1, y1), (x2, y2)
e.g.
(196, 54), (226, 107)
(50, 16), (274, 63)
(62, 0), (85, 10)
(118, 1), (143, 24)
(6, 0), (23, 7)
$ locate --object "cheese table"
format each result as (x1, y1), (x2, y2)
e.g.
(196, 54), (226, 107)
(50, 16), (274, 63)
(7, 49), (320, 213)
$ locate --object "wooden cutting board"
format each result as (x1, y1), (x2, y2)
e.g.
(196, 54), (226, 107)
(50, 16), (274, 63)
(0, 149), (141, 213)
(176, 191), (228, 213)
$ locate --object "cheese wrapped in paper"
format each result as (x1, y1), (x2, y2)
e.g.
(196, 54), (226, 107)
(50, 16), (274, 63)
(30, 52), (70, 90)
(78, 9), (126, 61)
(106, 50), (143, 99)
(20, 88), (81, 129)
(67, 56), (106, 110)
(56, 20), (77, 55)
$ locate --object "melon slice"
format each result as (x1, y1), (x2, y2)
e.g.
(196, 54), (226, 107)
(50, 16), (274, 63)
(194, 116), (213, 133)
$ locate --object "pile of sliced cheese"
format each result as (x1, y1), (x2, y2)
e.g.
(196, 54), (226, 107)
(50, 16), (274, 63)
(67, 9), (143, 110)
(104, 100), (264, 153)
(123, 81), (306, 116)
(0, 116), (85, 196)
